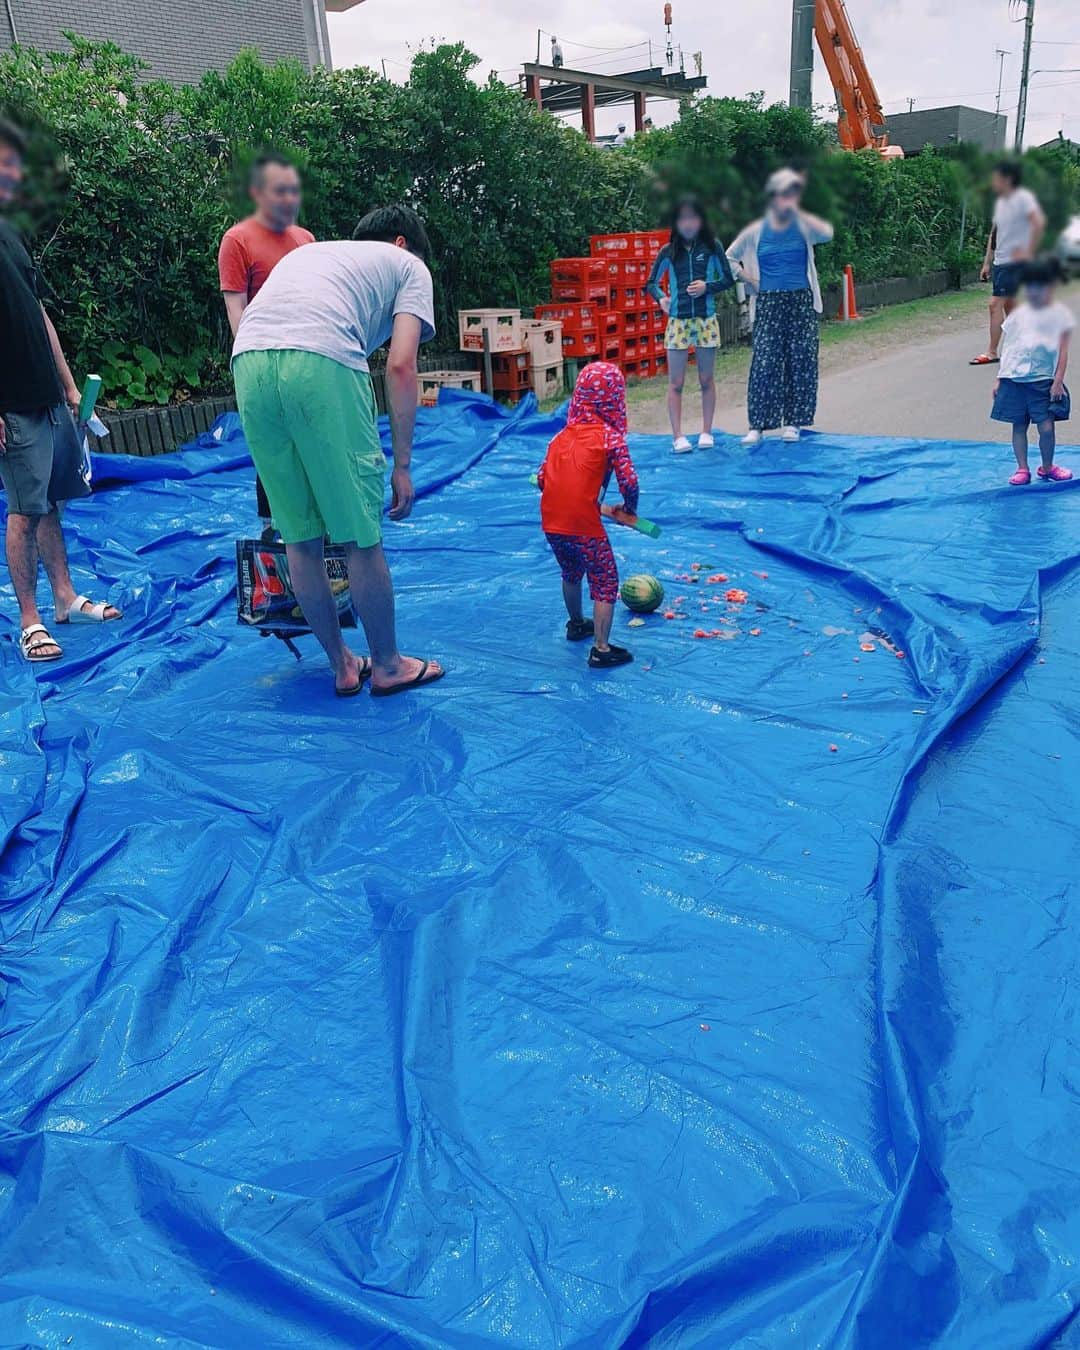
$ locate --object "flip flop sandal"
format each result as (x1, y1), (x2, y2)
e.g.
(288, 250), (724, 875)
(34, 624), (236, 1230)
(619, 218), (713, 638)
(56, 593), (123, 624)
(335, 659), (373, 698)
(1037, 465), (1073, 482)
(1009, 469), (1032, 486)
(370, 659), (445, 699)
(969, 354), (1000, 366)
(20, 624), (63, 663)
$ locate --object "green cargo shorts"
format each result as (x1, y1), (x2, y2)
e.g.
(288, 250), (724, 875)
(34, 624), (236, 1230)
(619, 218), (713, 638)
(233, 349), (386, 547)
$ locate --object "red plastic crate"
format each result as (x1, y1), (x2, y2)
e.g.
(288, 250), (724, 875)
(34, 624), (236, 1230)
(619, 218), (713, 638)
(603, 257), (649, 285)
(551, 280), (610, 305)
(655, 351), (667, 374)
(490, 350), (529, 375)
(610, 286), (642, 313)
(563, 329), (599, 358)
(535, 301), (598, 331)
(590, 232), (651, 259)
(602, 309), (624, 338)
(643, 229), (668, 256)
(639, 357), (657, 379)
(602, 338), (621, 363)
(622, 359), (643, 380)
(622, 312), (639, 337)
(550, 257), (608, 287)
(651, 309), (667, 334)
(621, 335), (640, 362)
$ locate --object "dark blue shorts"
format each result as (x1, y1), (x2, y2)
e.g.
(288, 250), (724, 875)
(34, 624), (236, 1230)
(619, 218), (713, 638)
(992, 263), (1025, 299)
(991, 378), (1071, 427)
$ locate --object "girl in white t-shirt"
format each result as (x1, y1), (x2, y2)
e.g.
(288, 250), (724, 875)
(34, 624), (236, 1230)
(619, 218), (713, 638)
(992, 258), (1074, 485)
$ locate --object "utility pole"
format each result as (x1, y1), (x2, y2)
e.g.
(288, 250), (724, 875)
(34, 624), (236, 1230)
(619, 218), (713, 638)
(907, 98), (915, 113)
(789, 0), (815, 109)
(1014, 0), (1035, 152)
(995, 48), (1009, 115)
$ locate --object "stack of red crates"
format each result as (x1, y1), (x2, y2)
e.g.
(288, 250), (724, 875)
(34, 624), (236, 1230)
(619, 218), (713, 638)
(534, 231), (669, 381)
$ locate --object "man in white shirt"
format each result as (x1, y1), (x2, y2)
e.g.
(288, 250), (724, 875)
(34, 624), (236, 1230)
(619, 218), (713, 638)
(232, 206), (445, 699)
(971, 162), (1046, 366)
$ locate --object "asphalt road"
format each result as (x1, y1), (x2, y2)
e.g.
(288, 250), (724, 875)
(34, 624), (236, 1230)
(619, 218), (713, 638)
(710, 286), (1080, 447)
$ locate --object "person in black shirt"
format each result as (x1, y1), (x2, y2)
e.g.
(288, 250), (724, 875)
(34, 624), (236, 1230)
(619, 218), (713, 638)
(0, 119), (121, 663)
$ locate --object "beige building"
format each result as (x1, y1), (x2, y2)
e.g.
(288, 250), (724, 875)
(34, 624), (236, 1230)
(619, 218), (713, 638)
(1, 0), (367, 84)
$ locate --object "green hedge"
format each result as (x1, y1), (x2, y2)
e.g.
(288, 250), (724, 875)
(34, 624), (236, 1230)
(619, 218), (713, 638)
(3, 36), (1077, 407)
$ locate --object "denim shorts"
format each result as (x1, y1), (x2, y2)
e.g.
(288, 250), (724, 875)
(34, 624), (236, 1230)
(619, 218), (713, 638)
(991, 378), (1071, 427)
(0, 403), (90, 515)
(992, 263), (1025, 299)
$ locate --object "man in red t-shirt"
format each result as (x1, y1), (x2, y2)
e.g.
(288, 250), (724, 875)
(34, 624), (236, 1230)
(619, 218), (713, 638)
(218, 154), (315, 338)
(219, 154), (314, 520)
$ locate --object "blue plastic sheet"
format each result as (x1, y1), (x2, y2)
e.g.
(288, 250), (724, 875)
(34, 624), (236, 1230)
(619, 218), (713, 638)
(1, 391), (1079, 1346)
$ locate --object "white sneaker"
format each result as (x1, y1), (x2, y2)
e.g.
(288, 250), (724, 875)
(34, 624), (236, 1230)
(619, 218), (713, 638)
(698, 433), (715, 450)
(672, 436), (693, 454)
(741, 429), (763, 447)
(781, 426), (801, 442)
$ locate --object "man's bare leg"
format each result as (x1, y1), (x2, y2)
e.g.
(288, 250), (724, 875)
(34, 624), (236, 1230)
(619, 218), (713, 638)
(285, 536), (365, 692)
(988, 297), (1006, 359)
(5, 512), (43, 629)
(345, 540), (441, 690)
(36, 511), (121, 621)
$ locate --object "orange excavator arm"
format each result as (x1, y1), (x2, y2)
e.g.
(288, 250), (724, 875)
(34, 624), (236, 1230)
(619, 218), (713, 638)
(815, 0), (901, 157)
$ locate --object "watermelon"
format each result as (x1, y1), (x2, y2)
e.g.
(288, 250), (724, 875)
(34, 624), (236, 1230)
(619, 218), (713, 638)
(620, 574), (665, 614)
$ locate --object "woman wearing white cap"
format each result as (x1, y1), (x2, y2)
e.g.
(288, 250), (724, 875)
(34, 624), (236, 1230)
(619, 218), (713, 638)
(727, 168), (833, 445)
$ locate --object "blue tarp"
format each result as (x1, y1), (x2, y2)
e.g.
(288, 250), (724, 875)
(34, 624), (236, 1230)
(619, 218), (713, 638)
(1, 391), (1078, 1347)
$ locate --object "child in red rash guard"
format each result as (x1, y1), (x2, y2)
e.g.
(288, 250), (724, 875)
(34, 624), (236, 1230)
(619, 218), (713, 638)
(536, 362), (639, 669)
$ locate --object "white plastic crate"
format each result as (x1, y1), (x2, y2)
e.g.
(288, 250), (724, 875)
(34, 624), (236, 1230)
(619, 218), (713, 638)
(458, 308), (523, 354)
(417, 369), (482, 407)
(521, 319), (564, 367)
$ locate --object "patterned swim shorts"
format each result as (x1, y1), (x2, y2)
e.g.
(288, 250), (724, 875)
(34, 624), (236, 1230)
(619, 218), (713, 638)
(545, 532), (620, 604)
(664, 315), (722, 351)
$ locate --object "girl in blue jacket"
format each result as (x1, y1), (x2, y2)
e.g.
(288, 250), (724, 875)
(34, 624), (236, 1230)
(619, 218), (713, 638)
(645, 196), (736, 454)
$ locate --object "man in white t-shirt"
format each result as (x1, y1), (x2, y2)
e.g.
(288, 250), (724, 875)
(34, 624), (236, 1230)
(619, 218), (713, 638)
(232, 206), (445, 698)
(971, 162), (1046, 366)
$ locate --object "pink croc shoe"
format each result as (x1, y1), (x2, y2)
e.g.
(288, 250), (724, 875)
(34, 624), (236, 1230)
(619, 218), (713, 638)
(1009, 469), (1032, 486)
(1037, 465), (1073, 482)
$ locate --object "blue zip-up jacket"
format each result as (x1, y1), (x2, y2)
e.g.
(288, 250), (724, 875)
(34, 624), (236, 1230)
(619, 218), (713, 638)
(645, 236), (736, 320)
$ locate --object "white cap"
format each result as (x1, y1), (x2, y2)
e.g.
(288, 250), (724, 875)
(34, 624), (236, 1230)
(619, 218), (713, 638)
(766, 167), (805, 196)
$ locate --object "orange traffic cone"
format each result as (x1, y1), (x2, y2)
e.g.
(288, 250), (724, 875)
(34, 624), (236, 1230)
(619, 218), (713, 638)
(838, 264), (861, 321)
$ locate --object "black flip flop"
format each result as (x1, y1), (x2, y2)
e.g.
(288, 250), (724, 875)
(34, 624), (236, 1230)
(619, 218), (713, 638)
(370, 659), (445, 699)
(334, 660), (372, 699)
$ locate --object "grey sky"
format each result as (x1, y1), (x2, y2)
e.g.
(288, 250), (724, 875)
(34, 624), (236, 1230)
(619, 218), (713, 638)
(327, 0), (1080, 148)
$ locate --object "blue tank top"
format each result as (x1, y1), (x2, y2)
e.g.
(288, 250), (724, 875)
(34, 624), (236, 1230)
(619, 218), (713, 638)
(758, 220), (809, 293)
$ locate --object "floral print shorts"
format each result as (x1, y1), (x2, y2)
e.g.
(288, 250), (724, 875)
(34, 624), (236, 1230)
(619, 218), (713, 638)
(664, 315), (722, 351)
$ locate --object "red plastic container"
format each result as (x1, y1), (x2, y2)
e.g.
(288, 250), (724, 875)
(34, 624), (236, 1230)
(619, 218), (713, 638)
(550, 257), (608, 287)
(603, 257), (650, 285)
(562, 329), (600, 358)
(602, 309), (624, 338)
(612, 287), (642, 313)
(590, 232), (652, 259)
(622, 312), (639, 337)
(551, 280), (610, 305)
(535, 301), (598, 330)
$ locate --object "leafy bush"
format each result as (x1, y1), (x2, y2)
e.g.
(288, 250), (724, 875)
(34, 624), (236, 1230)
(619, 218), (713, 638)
(2, 38), (1077, 407)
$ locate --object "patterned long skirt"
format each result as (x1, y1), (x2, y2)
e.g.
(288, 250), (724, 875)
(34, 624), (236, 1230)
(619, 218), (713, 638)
(747, 289), (820, 431)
